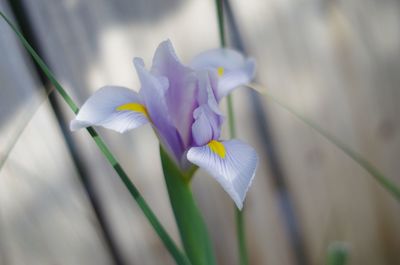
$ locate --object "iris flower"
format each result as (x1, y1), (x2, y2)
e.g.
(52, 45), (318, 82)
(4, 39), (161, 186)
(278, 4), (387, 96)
(70, 40), (258, 209)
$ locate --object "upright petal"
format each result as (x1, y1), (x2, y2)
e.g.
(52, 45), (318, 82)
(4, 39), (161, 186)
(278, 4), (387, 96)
(70, 86), (148, 133)
(134, 57), (184, 163)
(151, 40), (198, 148)
(187, 139), (258, 209)
(192, 105), (217, 146)
(191, 48), (256, 100)
(196, 70), (222, 115)
(191, 70), (224, 146)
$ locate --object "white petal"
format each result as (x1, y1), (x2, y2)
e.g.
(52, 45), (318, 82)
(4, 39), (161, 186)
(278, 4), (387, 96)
(187, 140), (258, 209)
(70, 86), (148, 133)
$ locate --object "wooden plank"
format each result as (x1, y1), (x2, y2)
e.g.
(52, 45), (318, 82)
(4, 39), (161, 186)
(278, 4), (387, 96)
(13, 0), (400, 264)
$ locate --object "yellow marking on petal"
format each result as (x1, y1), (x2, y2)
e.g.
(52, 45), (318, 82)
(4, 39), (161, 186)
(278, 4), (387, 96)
(116, 103), (148, 118)
(217, 67), (225, 77)
(208, 140), (226, 158)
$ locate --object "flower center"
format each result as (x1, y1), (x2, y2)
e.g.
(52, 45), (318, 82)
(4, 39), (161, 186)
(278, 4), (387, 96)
(217, 67), (225, 77)
(116, 103), (149, 118)
(208, 140), (226, 158)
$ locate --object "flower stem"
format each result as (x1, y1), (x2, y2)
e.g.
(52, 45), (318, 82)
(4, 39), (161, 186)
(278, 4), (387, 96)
(226, 94), (237, 138)
(215, 0), (226, 48)
(0, 11), (191, 265)
(235, 206), (249, 265)
(160, 147), (216, 265)
(215, 1), (249, 265)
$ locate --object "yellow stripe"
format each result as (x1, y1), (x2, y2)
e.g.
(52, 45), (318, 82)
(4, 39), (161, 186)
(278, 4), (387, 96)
(208, 140), (226, 158)
(116, 103), (148, 118)
(217, 67), (225, 77)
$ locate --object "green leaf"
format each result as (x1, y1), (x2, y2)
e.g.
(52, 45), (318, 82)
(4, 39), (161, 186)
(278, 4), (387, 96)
(262, 90), (400, 201)
(327, 242), (349, 265)
(160, 146), (216, 265)
(0, 11), (191, 265)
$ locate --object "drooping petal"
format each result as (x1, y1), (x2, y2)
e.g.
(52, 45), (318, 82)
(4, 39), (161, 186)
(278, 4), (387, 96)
(134, 57), (184, 163)
(218, 59), (255, 98)
(151, 39), (198, 148)
(191, 48), (256, 100)
(187, 139), (258, 209)
(70, 86), (148, 133)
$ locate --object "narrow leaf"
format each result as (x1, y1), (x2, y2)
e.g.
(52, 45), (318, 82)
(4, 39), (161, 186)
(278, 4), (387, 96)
(262, 89), (400, 201)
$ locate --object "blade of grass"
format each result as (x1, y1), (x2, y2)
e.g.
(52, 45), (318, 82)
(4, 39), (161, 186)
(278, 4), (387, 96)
(0, 11), (191, 265)
(262, 90), (400, 201)
(215, 1), (249, 265)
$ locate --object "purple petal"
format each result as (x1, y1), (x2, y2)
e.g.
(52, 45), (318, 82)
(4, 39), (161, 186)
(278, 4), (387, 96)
(192, 105), (214, 146)
(151, 40), (197, 149)
(191, 71), (224, 146)
(134, 57), (184, 162)
(196, 70), (222, 115)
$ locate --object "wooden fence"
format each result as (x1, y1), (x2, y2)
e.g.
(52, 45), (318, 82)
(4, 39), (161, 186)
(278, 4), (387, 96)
(0, 0), (399, 264)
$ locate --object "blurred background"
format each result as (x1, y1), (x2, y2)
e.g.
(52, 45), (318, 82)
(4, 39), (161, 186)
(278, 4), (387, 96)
(0, 0), (399, 264)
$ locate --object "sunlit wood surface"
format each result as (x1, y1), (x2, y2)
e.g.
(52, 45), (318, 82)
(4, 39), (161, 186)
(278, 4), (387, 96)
(0, 0), (399, 264)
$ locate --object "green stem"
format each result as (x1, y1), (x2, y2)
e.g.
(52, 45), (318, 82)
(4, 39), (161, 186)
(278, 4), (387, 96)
(215, 0), (226, 48)
(160, 147), (216, 265)
(215, 1), (249, 265)
(0, 11), (191, 265)
(235, 207), (249, 265)
(226, 94), (237, 138)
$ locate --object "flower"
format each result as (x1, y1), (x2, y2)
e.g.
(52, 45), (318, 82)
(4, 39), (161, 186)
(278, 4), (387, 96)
(70, 40), (258, 209)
